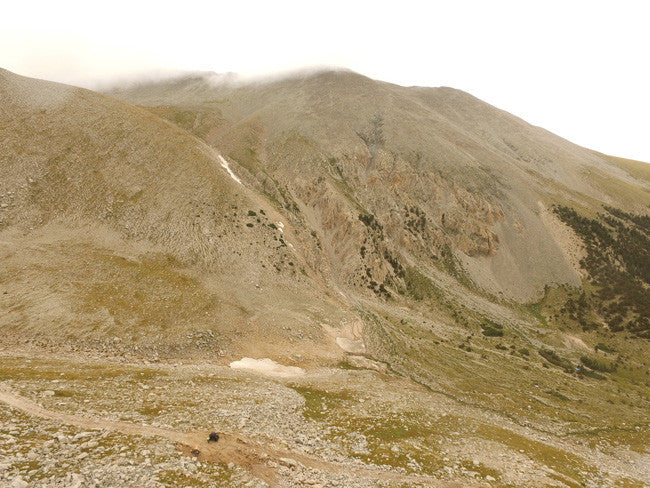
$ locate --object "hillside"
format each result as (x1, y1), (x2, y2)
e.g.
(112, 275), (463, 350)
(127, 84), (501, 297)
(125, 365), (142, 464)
(109, 69), (649, 303)
(0, 68), (355, 361)
(1, 68), (648, 488)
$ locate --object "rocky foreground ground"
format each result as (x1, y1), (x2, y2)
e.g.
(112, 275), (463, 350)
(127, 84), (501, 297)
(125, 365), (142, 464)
(1, 348), (648, 488)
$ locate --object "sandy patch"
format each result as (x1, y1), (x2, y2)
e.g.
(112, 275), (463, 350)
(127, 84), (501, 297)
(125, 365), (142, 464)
(322, 320), (366, 354)
(229, 358), (305, 377)
(335, 337), (366, 354)
(563, 334), (591, 351)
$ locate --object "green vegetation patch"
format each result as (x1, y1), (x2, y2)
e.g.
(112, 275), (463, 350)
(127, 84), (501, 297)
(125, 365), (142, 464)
(477, 424), (595, 484)
(291, 385), (354, 421)
(403, 266), (442, 302)
(290, 384), (456, 474)
(575, 426), (650, 455)
(580, 356), (617, 373)
(157, 462), (241, 487)
(73, 250), (220, 337)
(553, 205), (650, 338)
(604, 154), (650, 183)
(481, 319), (504, 337)
(539, 349), (574, 373)
(0, 357), (167, 382)
(595, 342), (616, 354)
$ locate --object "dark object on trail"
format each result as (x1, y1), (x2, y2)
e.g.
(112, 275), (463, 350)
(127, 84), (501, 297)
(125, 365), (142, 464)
(190, 448), (201, 456)
(207, 432), (220, 443)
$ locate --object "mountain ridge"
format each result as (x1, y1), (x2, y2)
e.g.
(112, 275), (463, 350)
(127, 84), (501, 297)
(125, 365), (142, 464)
(105, 68), (648, 302)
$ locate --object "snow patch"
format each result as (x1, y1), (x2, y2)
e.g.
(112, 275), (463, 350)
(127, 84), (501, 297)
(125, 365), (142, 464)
(217, 155), (242, 185)
(336, 337), (366, 354)
(229, 358), (304, 377)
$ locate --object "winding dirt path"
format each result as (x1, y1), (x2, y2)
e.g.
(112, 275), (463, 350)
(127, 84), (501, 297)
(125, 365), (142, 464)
(0, 386), (188, 443)
(0, 386), (478, 487)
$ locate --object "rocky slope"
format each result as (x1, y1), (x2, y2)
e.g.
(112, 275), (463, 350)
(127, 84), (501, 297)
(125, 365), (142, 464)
(109, 69), (649, 302)
(0, 68), (355, 362)
(1, 67), (648, 487)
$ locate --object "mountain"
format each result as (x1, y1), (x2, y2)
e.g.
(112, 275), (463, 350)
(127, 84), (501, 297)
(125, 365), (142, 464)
(0, 67), (356, 360)
(107, 69), (649, 325)
(1, 67), (648, 488)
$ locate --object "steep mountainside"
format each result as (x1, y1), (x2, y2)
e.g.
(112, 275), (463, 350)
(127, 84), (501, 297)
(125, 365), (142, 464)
(109, 69), (648, 302)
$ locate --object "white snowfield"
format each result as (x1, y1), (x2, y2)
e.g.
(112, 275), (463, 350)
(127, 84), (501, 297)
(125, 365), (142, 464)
(229, 358), (305, 377)
(218, 154), (242, 185)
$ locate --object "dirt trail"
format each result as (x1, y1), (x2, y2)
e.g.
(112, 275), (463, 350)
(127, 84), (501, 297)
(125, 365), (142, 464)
(0, 386), (188, 443)
(0, 386), (479, 487)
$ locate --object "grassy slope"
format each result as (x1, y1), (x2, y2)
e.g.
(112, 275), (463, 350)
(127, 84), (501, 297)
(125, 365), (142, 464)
(602, 154), (650, 183)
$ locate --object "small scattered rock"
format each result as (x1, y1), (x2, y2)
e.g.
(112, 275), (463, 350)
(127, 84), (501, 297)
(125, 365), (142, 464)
(10, 477), (28, 488)
(278, 457), (298, 469)
(73, 432), (93, 441)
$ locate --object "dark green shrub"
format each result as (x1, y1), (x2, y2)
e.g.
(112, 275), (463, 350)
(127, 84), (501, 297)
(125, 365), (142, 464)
(539, 349), (574, 373)
(580, 356), (617, 373)
(577, 368), (606, 380)
(595, 342), (615, 353)
(481, 319), (504, 337)
(482, 327), (504, 337)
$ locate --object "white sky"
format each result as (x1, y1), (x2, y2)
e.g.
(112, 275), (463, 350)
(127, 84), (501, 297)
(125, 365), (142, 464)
(2, 0), (649, 162)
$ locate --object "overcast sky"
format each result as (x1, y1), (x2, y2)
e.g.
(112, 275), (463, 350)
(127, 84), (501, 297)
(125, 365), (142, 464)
(2, 0), (649, 162)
